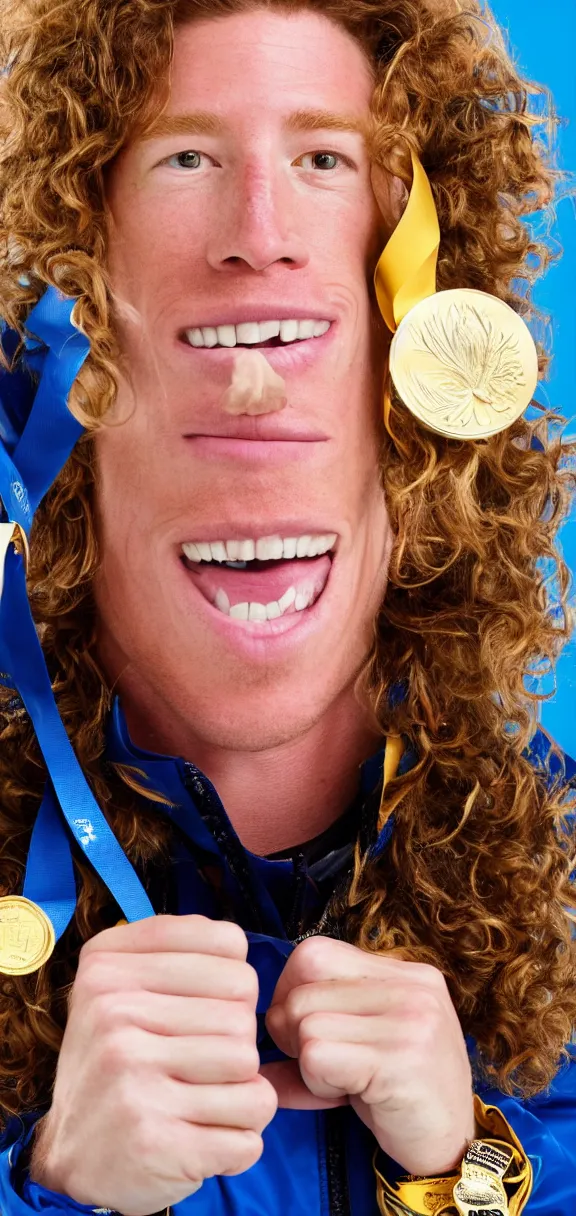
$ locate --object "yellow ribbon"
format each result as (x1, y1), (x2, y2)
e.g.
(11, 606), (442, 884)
(373, 147), (440, 334)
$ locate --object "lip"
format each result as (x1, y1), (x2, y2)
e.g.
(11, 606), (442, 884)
(177, 521), (340, 545)
(184, 436), (328, 463)
(176, 549), (337, 659)
(176, 317), (337, 375)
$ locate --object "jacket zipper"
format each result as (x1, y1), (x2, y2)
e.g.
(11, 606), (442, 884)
(324, 1109), (351, 1216)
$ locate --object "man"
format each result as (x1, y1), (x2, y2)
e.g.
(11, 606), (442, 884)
(0, 0), (574, 1214)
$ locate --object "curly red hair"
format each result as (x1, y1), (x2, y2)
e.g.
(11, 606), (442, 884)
(0, 0), (574, 1119)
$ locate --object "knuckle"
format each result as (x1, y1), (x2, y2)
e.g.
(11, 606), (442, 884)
(298, 1010), (325, 1043)
(284, 986), (309, 1023)
(97, 1027), (139, 1074)
(229, 1001), (257, 1038)
(75, 952), (114, 1002)
(217, 920), (249, 958)
(230, 962), (259, 1005)
(229, 1040), (260, 1081)
(223, 1131), (264, 1176)
(293, 936), (329, 982)
(89, 992), (124, 1034)
(249, 1076), (278, 1129)
(300, 1035), (329, 1074)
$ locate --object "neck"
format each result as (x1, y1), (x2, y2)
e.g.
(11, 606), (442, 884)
(117, 683), (383, 856)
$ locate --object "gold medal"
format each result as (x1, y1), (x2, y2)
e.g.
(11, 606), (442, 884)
(373, 148), (539, 441)
(389, 289), (539, 440)
(453, 1140), (513, 1216)
(0, 895), (56, 975)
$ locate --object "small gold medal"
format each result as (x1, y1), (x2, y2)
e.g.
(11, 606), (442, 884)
(389, 289), (539, 440)
(453, 1140), (513, 1216)
(0, 895), (56, 975)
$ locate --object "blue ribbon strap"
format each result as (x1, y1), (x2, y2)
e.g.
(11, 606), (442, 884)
(0, 286), (156, 935)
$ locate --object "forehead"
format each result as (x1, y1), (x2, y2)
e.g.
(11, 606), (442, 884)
(168, 9), (374, 121)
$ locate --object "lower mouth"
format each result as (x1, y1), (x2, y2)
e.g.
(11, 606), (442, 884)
(181, 553), (332, 626)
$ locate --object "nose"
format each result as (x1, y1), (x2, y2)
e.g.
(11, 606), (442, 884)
(205, 160), (309, 273)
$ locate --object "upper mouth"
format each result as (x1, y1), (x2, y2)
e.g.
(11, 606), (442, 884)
(182, 317), (332, 350)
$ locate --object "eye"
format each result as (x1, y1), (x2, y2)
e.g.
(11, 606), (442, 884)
(297, 150), (354, 171)
(164, 150), (206, 170)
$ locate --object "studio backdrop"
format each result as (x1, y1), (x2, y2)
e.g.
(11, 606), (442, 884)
(491, 0), (575, 756)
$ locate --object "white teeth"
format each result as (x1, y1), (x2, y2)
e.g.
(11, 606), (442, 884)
(184, 319), (331, 349)
(209, 541), (228, 562)
(248, 602), (267, 621)
(213, 582), (317, 622)
(255, 535), (284, 561)
(296, 534), (312, 558)
(217, 324), (236, 347)
(297, 319), (315, 340)
(236, 322), (261, 345)
(282, 537), (298, 559)
(294, 587), (314, 611)
(259, 320), (281, 341)
(278, 585), (296, 612)
(182, 533), (337, 563)
(279, 319), (298, 343)
(215, 588), (230, 614)
(229, 602), (249, 620)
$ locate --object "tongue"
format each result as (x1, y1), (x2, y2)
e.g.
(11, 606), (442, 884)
(184, 555), (331, 607)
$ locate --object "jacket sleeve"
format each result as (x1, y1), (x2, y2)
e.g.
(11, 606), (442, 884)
(476, 1047), (576, 1214)
(0, 1113), (113, 1216)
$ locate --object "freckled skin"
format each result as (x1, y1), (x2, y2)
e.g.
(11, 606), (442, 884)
(94, 10), (393, 850)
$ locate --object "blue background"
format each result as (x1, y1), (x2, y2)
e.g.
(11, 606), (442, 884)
(491, 0), (575, 758)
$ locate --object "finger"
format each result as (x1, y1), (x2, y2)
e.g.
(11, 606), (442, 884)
(267, 981), (428, 1057)
(122, 1031), (261, 1085)
(165, 1074), (278, 1133)
(88, 992), (257, 1039)
(82, 915), (248, 961)
(168, 1120), (265, 1182)
(77, 951), (258, 1004)
(259, 1060), (348, 1111)
(271, 938), (443, 1008)
(299, 1039), (376, 1102)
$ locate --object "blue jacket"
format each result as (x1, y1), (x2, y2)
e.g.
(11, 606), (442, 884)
(1, 702), (575, 1216)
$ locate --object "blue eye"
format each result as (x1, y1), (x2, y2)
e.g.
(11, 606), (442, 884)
(167, 150), (203, 169)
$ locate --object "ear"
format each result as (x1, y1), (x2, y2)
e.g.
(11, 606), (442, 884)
(371, 164), (409, 239)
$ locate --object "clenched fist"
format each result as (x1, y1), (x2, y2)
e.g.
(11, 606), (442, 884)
(261, 937), (475, 1176)
(30, 915), (277, 1216)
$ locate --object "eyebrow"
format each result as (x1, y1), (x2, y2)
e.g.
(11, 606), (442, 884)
(141, 107), (373, 141)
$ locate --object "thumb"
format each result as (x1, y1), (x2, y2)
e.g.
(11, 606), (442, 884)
(259, 1060), (348, 1111)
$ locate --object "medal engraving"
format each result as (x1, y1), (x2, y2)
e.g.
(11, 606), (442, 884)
(390, 289), (539, 440)
(0, 896), (56, 974)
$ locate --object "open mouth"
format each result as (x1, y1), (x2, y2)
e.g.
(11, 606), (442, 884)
(181, 532), (337, 624)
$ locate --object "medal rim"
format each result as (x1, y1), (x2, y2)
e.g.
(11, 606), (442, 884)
(0, 894), (56, 975)
(389, 287), (539, 441)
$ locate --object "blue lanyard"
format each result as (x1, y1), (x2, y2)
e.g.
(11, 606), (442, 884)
(0, 287), (155, 936)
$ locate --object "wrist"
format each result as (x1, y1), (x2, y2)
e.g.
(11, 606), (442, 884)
(27, 1116), (67, 1193)
(374, 1095), (533, 1216)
